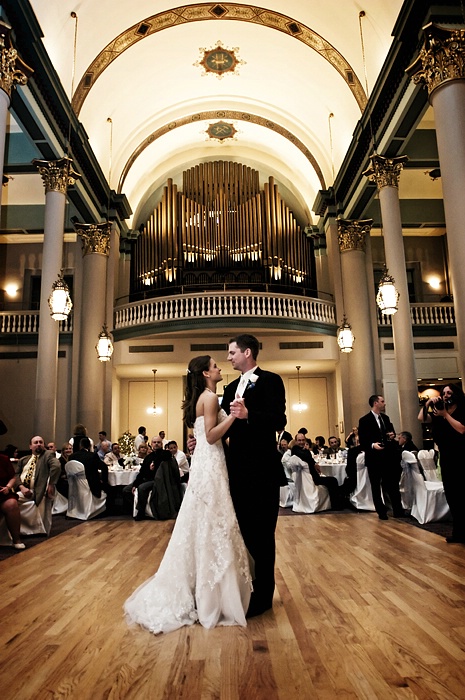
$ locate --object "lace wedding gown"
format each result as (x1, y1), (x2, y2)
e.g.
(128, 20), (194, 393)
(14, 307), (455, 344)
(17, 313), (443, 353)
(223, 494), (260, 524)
(124, 410), (253, 634)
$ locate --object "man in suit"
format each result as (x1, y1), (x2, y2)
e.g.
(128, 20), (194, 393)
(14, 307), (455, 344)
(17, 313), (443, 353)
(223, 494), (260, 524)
(358, 395), (404, 520)
(291, 433), (345, 510)
(15, 435), (61, 506)
(69, 437), (108, 498)
(222, 333), (287, 618)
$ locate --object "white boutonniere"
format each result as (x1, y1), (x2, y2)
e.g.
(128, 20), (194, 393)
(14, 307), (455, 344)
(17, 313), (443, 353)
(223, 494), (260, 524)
(247, 373), (259, 390)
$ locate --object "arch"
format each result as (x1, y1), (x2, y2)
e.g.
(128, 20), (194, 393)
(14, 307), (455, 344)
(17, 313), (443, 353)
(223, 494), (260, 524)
(117, 109), (326, 193)
(72, 3), (367, 115)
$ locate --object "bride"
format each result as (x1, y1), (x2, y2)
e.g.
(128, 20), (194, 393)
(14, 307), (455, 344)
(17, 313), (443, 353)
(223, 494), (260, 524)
(124, 355), (253, 634)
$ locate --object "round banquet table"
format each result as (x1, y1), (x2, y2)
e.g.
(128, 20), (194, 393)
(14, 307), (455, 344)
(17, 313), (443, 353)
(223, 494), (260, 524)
(107, 466), (140, 487)
(317, 459), (347, 486)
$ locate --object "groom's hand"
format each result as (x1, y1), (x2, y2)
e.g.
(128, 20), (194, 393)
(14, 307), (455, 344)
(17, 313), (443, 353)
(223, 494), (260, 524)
(230, 397), (248, 420)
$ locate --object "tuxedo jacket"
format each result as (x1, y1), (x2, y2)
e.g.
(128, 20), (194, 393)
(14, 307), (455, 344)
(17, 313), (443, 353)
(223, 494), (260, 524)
(358, 411), (395, 468)
(222, 367), (287, 489)
(16, 450), (61, 505)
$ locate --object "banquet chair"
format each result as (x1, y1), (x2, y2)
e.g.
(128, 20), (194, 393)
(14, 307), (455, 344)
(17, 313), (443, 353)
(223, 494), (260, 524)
(133, 488), (155, 519)
(65, 460), (106, 520)
(279, 452), (295, 508)
(52, 490), (68, 515)
(17, 492), (52, 535)
(287, 455), (331, 514)
(404, 454), (450, 524)
(349, 452), (376, 511)
(399, 449), (416, 510)
(417, 449), (440, 481)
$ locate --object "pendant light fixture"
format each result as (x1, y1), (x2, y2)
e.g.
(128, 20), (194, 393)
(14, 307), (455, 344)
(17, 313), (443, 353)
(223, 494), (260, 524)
(376, 266), (399, 315)
(95, 323), (113, 361)
(48, 272), (72, 320)
(292, 365), (308, 413)
(147, 368), (162, 415)
(337, 315), (355, 353)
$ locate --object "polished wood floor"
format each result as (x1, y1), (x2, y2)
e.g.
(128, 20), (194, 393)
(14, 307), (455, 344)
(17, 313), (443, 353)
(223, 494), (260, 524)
(1, 512), (464, 700)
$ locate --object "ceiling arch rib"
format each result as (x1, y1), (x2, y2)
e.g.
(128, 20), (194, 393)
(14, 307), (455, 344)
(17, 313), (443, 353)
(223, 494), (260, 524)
(117, 110), (327, 194)
(71, 2), (367, 116)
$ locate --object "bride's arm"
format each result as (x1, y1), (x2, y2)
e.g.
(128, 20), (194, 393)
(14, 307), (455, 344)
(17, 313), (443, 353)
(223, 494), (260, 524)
(204, 392), (236, 445)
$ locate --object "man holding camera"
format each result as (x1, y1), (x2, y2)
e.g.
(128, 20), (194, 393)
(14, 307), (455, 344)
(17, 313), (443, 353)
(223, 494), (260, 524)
(358, 395), (404, 520)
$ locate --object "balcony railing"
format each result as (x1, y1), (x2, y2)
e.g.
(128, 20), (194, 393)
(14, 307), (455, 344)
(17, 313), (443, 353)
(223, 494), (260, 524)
(0, 312), (73, 334)
(114, 292), (337, 330)
(377, 303), (455, 326)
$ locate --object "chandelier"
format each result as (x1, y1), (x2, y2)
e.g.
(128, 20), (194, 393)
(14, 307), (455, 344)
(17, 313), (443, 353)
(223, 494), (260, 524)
(292, 365), (308, 413)
(48, 273), (72, 321)
(337, 315), (355, 353)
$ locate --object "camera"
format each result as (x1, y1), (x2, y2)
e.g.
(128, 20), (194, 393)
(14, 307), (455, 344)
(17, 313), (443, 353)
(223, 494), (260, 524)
(435, 399), (444, 410)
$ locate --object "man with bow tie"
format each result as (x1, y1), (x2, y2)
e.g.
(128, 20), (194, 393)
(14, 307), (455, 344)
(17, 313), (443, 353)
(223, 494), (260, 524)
(358, 395), (404, 520)
(221, 333), (287, 618)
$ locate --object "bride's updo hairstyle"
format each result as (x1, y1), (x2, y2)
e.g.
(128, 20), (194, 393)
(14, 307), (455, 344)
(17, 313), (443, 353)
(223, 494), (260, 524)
(182, 355), (211, 427)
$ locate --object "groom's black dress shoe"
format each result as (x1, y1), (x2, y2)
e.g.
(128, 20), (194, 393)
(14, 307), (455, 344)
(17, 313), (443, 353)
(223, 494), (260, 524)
(378, 513), (389, 520)
(445, 536), (465, 543)
(246, 602), (272, 619)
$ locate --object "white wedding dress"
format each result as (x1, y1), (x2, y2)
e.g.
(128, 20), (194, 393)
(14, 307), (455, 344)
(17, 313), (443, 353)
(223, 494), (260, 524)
(124, 410), (253, 634)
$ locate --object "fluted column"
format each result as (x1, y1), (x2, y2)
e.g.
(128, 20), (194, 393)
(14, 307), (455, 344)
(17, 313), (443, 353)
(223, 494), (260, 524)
(0, 22), (32, 206)
(337, 219), (377, 428)
(364, 155), (422, 445)
(33, 157), (81, 439)
(75, 222), (111, 438)
(408, 23), (465, 384)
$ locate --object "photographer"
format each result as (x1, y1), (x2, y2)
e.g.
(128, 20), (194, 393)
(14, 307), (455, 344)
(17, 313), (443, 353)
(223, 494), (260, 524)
(418, 384), (465, 543)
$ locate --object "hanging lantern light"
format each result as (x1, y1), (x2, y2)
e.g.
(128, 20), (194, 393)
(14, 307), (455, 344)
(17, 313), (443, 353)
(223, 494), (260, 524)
(337, 315), (355, 353)
(48, 274), (73, 320)
(147, 368), (162, 414)
(292, 365), (308, 413)
(95, 323), (114, 361)
(376, 267), (399, 315)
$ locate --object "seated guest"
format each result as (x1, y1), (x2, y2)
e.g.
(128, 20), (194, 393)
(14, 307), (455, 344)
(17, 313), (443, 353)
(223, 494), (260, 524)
(167, 440), (190, 482)
(134, 426), (147, 451)
(123, 436), (165, 518)
(345, 427), (360, 448)
(94, 430), (109, 453)
(324, 436), (343, 456)
(57, 442), (73, 497)
(15, 436), (61, 515)
(291, 433), (345, 510)
(278, 437), (290, 455)
(0, 453), (24, 549)
(104, 442), (124, 468)
(69, 437), (108, 497)
(135, 443), (148, 465)
(397, 431), (419, 455)
(314, 435), (327, 453)
(46, 441), (60, 458)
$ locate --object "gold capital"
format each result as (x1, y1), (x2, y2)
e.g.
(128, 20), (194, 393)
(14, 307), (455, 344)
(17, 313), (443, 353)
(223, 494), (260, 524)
(33, 157), (81, 194)
(407, 23), (465, 99)
(337, 219), (373, 253)
(363, 154), (408, 189)
(75, 222), (111, 257)
(0, 22), (33, 97)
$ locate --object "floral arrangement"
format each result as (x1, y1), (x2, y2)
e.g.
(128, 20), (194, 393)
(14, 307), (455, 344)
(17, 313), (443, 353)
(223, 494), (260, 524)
(122, 453), (138, 469)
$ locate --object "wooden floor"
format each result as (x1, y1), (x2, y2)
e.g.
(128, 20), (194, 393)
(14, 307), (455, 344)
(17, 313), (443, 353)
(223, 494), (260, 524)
(1, 512), (465, 700)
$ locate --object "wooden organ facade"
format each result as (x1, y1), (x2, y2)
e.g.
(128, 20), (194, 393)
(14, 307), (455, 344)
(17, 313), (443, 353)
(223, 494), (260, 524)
(131, 161), (316, 298)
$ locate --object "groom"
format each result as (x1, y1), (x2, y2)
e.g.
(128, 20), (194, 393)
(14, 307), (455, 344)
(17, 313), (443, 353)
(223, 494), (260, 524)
(222, 334), (287, 617)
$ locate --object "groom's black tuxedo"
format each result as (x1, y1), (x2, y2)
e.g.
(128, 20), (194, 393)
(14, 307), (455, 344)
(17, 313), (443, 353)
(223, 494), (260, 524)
(222, 367), (287, 614)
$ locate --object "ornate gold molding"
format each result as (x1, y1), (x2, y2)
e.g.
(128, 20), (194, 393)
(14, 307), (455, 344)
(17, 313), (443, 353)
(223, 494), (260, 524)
(337, 219), (373, 253)
(75, 222), (111, 257)
(71, 3), (366, 115)
(407, 23), (465, 99)
(0, 21), (33, 98)
(118, 109), (326, 192)
(363, 154), (408, 189)
(33, 157), (81, 194)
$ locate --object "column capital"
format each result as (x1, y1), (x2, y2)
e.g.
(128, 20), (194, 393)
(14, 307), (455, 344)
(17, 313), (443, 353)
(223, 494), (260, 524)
(363, 154), (408, 189)
(75, 222), (111, 257)
(0, 21), (33, 98)
(33, 157), (81, 194)
(407, 22), (465, 99)
(337, 219), (373, 253)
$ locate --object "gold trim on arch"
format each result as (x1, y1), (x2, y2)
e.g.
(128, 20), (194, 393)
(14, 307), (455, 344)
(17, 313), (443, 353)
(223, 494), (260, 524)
(72, 3), (367, 115)
(117, 110), (326, 193)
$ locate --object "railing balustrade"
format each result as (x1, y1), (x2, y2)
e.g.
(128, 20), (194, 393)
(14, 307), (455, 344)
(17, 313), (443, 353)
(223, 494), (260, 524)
(0, 312), (73, 334)
(377, 303), (455, 326)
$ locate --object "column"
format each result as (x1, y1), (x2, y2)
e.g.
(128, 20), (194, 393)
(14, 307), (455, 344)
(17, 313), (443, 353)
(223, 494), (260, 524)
(364, 155), (423, 446)
(33, 158), (81, 439)
(337, 219), (377, 429)
(75, 222), (112, 439)
(408, 23), (465, 384)
(0, 22), (32, 206)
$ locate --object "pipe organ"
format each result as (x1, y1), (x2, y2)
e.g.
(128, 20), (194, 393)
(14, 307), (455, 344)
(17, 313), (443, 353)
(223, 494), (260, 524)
(131, 161), (315, 297)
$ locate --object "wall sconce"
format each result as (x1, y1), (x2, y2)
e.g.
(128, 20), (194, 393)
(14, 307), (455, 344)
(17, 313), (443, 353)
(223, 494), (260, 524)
(292, 365), (308, 413)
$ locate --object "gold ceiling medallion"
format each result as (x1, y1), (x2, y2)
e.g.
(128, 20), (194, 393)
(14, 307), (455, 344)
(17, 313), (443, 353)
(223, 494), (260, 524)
(206, 121), (237, 142)
(195, 41), (245, 79)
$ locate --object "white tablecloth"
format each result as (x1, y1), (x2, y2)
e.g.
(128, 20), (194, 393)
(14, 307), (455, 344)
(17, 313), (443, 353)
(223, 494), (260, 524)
(107, 467), (140, 487)
(317, 460), (347, 486)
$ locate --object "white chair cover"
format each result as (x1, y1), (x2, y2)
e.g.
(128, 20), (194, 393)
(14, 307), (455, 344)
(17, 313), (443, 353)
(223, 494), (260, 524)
(287, 455), (331, 514)
(65, 460), (106, 520)
(399, 450), (417, 510)
(405, 457), (450, 524)
(279, 451), (295, 507)
(52, 490), (68, 515)
(133, 488), (155, 518)
(417, 449), (440, 481)
(349, 452), (376, 511)
(17, 492), (52, 535)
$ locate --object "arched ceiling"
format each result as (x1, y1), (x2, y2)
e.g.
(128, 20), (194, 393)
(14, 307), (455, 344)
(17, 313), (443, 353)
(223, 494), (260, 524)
(27, 1), (404, 229)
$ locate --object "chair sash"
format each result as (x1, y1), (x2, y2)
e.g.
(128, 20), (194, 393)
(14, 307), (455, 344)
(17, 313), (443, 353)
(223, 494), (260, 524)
(66, 471), (87, 512)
